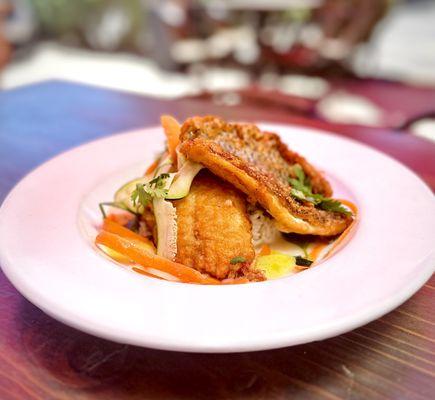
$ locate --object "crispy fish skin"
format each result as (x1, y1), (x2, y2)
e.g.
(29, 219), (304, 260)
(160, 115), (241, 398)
(174, 172), (262, 281)
(179, 116), (352, 236)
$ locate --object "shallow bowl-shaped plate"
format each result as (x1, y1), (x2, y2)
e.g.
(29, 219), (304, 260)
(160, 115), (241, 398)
(0, 124), (434, 353)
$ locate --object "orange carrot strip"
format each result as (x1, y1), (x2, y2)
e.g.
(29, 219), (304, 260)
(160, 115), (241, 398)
(323, 201), (359, 261)
(145, 159), (160, 176)
(221, 277), (250, 285)
(161, 115), (180, 164)
(96, 231), (219, 285)
(132, 267), (164, 280)
(259, 244), (271, 256)
(106, 213), (134, 227)
(144, 151), (169, 176)
(102, 218), (156, 251)
(98, 244), (134, 265)
(99, 241), (168, 280)
(309, 242), (328, 262)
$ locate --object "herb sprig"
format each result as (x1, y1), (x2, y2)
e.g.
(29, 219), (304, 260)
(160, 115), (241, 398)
(131, 173), (170, 209)
(289, 164), (351, 216)
(230, 256), (246, 264)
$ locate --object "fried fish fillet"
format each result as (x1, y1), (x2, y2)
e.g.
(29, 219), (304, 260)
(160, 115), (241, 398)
(174, 172), (264, 281)
(179, 116), (352, 236)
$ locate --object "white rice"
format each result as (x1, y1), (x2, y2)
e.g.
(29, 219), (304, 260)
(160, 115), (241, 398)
(249, 208), (280, 247)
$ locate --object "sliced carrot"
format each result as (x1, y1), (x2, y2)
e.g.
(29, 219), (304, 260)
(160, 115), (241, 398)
(145, 159), (160, 176)
(106, 213), (134, 227)
(132, 267), (164, 280)
(323, 201), (359, 261)
(98, 244), (134, 265)
(161, 115), (180, 164)
(309, 241), (328, 262)
(102, 218), (156, 252)
(259, 244), (271, 256)
(95, 231), (219, 285)
(221, 277), (250, 285)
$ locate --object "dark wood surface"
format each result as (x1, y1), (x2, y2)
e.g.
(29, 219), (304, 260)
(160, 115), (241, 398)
(0, 80), (434, 400)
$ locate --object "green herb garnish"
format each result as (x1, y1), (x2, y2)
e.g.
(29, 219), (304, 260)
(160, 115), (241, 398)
(230, 256), (246, 264)
(295, 256), (313, 267)
(289, 164), (351, 216)
(316, 198), (351, 214)
(131, 173), (170, 209)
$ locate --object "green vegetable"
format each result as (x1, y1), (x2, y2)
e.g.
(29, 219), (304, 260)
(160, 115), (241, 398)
(114, 177), (149, 213)
(295, 256), (313, 267)
(131, 173), (170, 210)
(107, 155), (175, 217)
(166, 161), (203, 200)
(316, 198), (351, 214)
(230, 256), (246, 264)
(289, 164), (351, 216)
(288, 164), (323, 204)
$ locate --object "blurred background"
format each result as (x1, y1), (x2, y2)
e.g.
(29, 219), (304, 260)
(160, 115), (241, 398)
(1, 0), (435, 140)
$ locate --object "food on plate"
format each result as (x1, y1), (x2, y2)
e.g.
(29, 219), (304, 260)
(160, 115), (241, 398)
(175, 172), (262, 281)
(179, 116), (351, 236)
(96, 116), (357, 284)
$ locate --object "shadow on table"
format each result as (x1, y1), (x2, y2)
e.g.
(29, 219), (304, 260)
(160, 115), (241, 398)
(17, 296), (369, 399)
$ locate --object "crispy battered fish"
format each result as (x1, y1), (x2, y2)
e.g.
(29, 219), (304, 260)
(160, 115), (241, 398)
(174, 172), (264, 281)
(179, 116), (352, 236)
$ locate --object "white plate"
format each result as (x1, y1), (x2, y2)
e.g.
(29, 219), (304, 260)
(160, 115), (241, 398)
(0, 124), (434, 353)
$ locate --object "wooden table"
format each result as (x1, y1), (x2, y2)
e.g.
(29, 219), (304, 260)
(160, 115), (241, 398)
(0, 81), (434, 400)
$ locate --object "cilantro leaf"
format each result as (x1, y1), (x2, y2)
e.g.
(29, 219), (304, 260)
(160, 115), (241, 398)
(317, 198), (352, 215)
(293, 163), (306, 183)
(289, 164), (314, 200)
(288, 164), (352, 216)
(131, 173), (170, 209)
(149, 173), (170, 187)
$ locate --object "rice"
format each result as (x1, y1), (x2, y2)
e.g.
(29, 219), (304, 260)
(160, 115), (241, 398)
(249, 208), (279, 247)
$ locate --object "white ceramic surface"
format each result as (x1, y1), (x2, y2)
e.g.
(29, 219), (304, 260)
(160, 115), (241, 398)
(0, 124), (434, 353)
